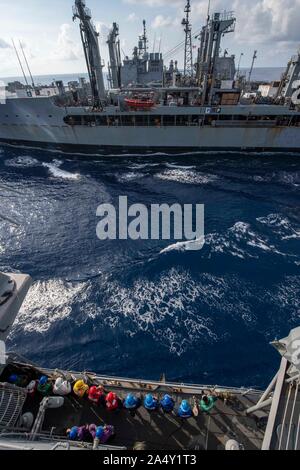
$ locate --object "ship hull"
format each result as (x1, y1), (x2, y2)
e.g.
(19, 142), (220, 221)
(0, 97), (299, 154)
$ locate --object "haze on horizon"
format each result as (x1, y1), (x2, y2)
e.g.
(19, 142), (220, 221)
(0, 0), (299, 79)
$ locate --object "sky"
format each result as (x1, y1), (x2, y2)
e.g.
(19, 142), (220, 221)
(0, 0), (299, 78)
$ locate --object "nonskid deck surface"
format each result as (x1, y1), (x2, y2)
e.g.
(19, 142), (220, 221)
(0, 362), (267, 450)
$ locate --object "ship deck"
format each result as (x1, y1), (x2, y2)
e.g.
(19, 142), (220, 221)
(0, 359), (268, 450)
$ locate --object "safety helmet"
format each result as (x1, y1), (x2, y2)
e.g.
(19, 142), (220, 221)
(96, 427), (105, 439)
(180, 400), (191, 413)
(145, 394), (155, 408)
(8, 374), (18, 384)
(39, 376), (48, 386)
(161, 394), (173, 407)
(125, 394), (137, 408)
(69, 427), (79, 441)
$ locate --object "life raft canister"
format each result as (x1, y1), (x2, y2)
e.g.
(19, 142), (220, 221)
(73, 379), (89, 398)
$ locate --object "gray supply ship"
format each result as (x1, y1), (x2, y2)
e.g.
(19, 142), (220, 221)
(0, 0), (299, 153)
(1, 270), (300, 451)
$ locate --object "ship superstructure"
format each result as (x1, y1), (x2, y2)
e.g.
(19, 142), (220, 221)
(0, 0), (299, 153)
(112, 20), (164, 88)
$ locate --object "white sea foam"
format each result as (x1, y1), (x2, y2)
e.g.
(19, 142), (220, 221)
(257, 214), (300, 240)
(129, 163), (160, 170)
(155, 169), (218, 185)
(206, 221), (286, 259)
(116, 172), (145, 183)
(4, 156), (40, 168)
(42, 161), (80, 180)
(13, 279), (89, 334)
(165, 163), (196, 170)
(160, 237), (205, 254)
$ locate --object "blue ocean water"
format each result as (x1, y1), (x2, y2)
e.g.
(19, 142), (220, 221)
(0, 145), (299, 389)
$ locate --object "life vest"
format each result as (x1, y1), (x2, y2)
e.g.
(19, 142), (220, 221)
(73, 380), (89, 398)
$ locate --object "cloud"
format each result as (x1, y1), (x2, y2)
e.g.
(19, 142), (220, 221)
(152, 14), (177, 29)
(123, 0), (181, 6)
(0, 38), (11, 49)
(123, 0), (300, 47)
(126, 12), (139, 22)
(95, 22), (111, 46)
(53, 24), (81, 61)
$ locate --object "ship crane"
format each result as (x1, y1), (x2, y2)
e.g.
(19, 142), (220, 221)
(197, 11), (236, 105)
(107, 23), (122, 89)
(73, 0), (106, 107)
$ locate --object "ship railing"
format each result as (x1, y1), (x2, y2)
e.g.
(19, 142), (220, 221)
(34, 365), (262, 398)
(0, 432), (127, 450)
(214, 11), (235, 22)
(0, 383), (27, 429)
(220, 10), (235, 21)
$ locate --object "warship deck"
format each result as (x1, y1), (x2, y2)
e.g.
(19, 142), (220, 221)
(0, 360), (267, 450)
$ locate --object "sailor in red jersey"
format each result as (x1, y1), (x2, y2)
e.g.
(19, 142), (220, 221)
(88, 385), (105, 406)
(106, 392), (122, 411)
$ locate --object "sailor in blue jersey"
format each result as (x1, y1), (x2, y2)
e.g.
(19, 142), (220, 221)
(178, 400), (193, 418)
(160, 394), (175, 413)
(144, 393), (159, 411)
(124, 393), (141, 411)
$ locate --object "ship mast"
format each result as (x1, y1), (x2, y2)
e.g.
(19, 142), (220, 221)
(73, 0), (106, 107)
(182, 0), (193, 78)
(11, 39), (29, 89)
(139, 20), (148, 56)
